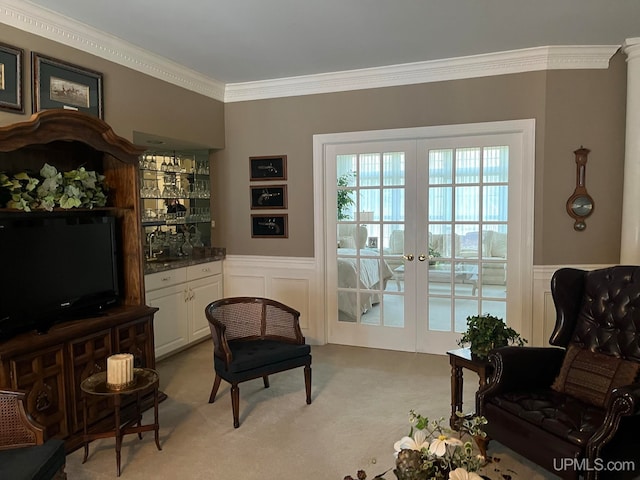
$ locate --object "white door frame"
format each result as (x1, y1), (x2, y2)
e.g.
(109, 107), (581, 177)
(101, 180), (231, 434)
(312, 120), (536, 347)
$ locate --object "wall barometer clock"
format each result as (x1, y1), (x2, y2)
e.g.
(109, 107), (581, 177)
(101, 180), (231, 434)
(566, 147), (594, 231)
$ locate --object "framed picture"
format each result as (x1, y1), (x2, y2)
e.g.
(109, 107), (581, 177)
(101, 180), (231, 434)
(249, 155), (287, 181)
(32, 53), (103, 118)
(251, 214), (288, 238)
(250, 185), (287, 209)
(0, 42), (24, 113)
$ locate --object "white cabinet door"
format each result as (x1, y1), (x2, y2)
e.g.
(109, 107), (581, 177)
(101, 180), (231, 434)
(188, 274), (223, 342)
(147, 283), (189, 358)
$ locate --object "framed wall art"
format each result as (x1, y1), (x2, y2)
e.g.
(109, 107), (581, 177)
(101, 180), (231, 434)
(250, 185), (287, 209)
(0, 42), (24, 113)
(249, 155), (287, 181)
(32, 53), (104, 118)
(251, 214), (288, 238)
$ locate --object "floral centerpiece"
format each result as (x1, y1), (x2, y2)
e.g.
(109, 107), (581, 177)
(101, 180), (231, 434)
(0, 163), (108, 211)
(345, 411), (488, 480)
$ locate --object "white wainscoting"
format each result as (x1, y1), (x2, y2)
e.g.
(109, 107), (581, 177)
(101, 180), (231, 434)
(223, 257), (611, 348)
(222, 255), (324, 344)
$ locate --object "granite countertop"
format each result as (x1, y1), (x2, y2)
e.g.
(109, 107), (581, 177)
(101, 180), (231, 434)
(144, 247), (226, 275)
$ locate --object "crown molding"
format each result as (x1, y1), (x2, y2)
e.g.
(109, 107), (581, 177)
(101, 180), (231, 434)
(0, 0), (226, 101)
(0, 1), (619, 104)
(225, 45), (619, 102)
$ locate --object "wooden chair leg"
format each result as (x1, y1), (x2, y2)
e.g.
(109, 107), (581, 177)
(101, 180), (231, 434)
(263, 375), (270, 388)
(231, 384), (240, 428)
(304, 364), (312, 404)
(209, 374), (222, 403)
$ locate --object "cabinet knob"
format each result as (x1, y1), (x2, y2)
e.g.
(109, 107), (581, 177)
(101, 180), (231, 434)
(161, 276), (171, 282)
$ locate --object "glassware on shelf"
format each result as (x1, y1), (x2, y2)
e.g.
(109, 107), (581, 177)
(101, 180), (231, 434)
(181, 231), (193, 256)
(192, 226), (204, 248)
(148, 156), (157, 170)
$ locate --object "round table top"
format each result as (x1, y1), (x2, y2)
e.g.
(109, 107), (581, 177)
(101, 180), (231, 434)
(80, 368), (159, 396)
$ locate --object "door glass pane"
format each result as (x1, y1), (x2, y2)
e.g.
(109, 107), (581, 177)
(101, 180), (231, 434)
(455, 186), (479, 222)
(455, 148), (481, 184)
(483, 185), (507, 222)
(428, 187), (452, 222)
(483, 146), (509, 182)
(383, 152), (405, 186)
(383, 293), (404, 327)
(359, 153), (381, 186)
(382, 187), (404, 222)
(428, 149), (453, 184)
(429, 297), (452, 331)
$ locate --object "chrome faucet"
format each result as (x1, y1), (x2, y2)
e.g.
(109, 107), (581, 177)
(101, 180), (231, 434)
(148, 232), (156, 259)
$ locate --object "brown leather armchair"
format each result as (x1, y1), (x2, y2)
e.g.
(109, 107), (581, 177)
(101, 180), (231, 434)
(478, 266), (640, 480)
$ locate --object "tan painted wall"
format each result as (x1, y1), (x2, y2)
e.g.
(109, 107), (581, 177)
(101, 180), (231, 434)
(216, 54), (626, 263)
(0, 24), (224, 148)
(0, 23), (626, 264)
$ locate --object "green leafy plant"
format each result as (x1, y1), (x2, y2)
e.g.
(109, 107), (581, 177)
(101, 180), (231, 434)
(457, 313), (527, 358)
(337, 172), (355, 220)
(0, 163), (108, 211)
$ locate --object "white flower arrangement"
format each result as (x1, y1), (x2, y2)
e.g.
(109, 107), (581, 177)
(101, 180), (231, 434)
(0, 163), (107, 211)
(344, 411), (488, 480)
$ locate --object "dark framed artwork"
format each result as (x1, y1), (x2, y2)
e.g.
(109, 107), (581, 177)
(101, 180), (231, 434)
(32, 53), (103, 118)
(249, 155), (287, 181)
(251, 214), (288, 238)
(0, 42), (24, 113)
(250, 184), (287, 209)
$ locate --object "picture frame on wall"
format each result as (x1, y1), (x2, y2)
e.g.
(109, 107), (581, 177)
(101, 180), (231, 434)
(249, 155), (287, 181)
(250, 185), (287, 209)
(251, 214), (288, 238)
(32, 53), (104, 118)
(0, 42), (24, 113)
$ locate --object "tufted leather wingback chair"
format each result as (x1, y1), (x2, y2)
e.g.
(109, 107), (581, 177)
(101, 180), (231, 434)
(477, 266), (640, 480)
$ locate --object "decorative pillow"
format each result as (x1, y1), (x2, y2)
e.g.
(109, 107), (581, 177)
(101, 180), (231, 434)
(338, 236), (356, 249)
(551, 344), (640, 408)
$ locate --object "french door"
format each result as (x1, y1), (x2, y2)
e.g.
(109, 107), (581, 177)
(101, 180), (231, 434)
(319, 121), (534, 354)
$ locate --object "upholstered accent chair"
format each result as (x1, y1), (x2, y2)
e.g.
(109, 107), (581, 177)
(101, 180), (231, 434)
(205, 297), (312, 428)
(478, 266), (640, 480)
(0, 389), (67, 480)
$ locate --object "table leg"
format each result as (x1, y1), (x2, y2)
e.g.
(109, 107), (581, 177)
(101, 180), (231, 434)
(450, 363), (464, 430)
(154, 385), (162, 451)
(136, 392), (143, 440)
(82, 397), (89, 463)
(114, 395), (122, 477)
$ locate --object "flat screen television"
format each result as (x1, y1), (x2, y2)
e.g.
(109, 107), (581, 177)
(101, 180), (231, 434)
(0, 212), (121, 340)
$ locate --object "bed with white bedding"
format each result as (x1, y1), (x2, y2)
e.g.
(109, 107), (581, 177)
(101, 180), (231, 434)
(337, 249), (393, 320)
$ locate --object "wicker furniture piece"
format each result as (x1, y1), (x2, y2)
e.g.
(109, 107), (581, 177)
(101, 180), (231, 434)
(205, 297), (312, 428)
(478, 266), (640, 480)
(0, 389), (66, 480)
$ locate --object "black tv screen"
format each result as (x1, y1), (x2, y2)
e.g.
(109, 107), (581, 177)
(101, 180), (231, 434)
(0, 212), (121, 340)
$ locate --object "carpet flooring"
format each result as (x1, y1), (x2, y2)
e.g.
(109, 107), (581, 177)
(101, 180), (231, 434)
(64, 341), (557, 479)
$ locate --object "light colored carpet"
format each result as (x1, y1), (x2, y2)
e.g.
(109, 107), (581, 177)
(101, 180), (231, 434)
(65, 341), (556, 479)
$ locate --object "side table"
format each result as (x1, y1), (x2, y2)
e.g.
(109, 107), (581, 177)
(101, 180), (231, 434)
(80, 368), (162, 477)
(446, 348), (492, 430)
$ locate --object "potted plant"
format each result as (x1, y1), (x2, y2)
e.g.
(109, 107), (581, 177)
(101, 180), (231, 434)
(457, 313), (527, 358)
(337, 172), (355, 220)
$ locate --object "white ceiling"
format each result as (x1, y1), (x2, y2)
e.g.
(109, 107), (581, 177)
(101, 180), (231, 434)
(18, 0), (640, 85)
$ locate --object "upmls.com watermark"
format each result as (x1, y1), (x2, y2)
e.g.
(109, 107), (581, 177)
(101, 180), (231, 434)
(554, 457), (636, 473)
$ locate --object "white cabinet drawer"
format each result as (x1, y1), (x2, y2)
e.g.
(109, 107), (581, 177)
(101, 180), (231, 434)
(186, 261), (222, 281)
(145, 267), (187, 291)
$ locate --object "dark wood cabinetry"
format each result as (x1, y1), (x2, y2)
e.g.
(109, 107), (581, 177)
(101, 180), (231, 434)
(0, 110), (157, 451)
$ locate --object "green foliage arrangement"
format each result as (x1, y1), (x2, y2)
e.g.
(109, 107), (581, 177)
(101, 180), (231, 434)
(457, 313), (527, 358)
(0, 163), (108, 212)
(337, 172), (355, 220)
